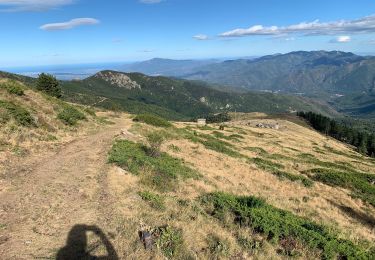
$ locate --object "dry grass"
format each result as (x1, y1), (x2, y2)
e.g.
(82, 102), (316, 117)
(103, 115), (375, 258)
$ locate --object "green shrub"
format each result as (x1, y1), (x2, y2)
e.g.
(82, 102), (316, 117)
(245, 147), (268, 155)
(200, 192), (373, 259)
(83, 107), (96, 117)
(273, 171), (314, 187)
(212, 131), (243, 141)
(202, 138), (243, 158)
(0, 100), (35, 127)
(305, 168), (375, 206)
(0, 80), (24, 96)
(138, 191), (165, 210)
(36, 73), (62, 98)
(155, 226), (185, 258)
(133, 114), (172, 127)
(108, 140), (199, 191)
(57, 105), (86, 125)
(249, 157), (313, 187)
(146, 131), (165, 157)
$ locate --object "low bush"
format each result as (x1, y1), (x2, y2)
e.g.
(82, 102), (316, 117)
(155, 226), (185, 258)
(57, 105), (86, 126)
(245, 147), (268, 155)
(138, 191), (165, 210)
(274, 171), (314, 187)
(202, 138), (243, 158)
(305, 168), (375, 206)
(133, 114), (172, 127)
(0, 100), (35, 126)
(108, 140), (199, 191)
(212, 131), (243, 142)
(200, 192), (373, 259)
(146, 131), (165, 157)
(0, 80), (24, 96)
(249, 158), (313, 187)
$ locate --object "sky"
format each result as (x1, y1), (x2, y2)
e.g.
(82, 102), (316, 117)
(1, 0), (375, 67)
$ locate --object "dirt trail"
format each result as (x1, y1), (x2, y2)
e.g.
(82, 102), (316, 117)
(0, 115), (131, 259)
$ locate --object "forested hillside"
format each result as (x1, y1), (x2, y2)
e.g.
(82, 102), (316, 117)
(61, 70), (336, 120)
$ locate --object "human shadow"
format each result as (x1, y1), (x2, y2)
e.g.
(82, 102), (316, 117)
(56, 224), (118, 260)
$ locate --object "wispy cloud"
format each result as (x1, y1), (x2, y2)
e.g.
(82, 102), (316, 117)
(139, 0), (163, 4)
(40, 18), (99, 31)
(220, 14), (375, 37)
(138, 49), (154, 53)
(0, 0), (74, 11)
(330, 35), (351, 43)
(112, 38), (123, 44)
(193, 34), (209, 40)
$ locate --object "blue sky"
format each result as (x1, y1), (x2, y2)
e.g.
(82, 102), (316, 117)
(1, 0), (375, 67)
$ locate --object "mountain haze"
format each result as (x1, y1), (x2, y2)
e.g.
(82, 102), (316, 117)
(120, 58), (219, 77)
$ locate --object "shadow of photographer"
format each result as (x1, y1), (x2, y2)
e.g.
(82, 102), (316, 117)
(56, 224), (118, 260)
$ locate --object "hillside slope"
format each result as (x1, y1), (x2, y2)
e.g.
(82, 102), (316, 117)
(61, 70), (337, 120)
(0, 77), (112, 171)
(0, 112), (374, 259)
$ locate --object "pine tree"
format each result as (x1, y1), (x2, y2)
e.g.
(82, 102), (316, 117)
(36, 73), (62, 98)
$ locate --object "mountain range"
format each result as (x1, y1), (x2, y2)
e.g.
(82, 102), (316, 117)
(113, 51), (375, 118)
(3, 50), (375, 119)
(61, 70), (334, 120)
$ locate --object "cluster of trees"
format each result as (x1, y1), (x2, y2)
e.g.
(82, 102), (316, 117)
(298, 111), (375, 157)
(205, 112), (231, 124)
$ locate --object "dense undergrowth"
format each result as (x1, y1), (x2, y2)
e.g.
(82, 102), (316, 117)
(200, 192), (374, 259)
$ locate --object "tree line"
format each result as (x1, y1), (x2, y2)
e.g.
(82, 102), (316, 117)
(297, 111), (375, 157)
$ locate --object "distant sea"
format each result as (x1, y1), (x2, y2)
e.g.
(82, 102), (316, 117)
(2, 62), (127, 80)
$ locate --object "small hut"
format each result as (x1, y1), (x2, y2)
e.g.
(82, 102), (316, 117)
(197, 119), (206, 126)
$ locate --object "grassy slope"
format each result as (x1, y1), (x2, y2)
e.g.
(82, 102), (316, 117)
(0, 78), (100, 162)
(105, 113), (375, 259)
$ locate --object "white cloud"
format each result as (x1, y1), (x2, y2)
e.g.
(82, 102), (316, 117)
(0, 0), (74, 11)
(193, 34), (209, 40)
(330, 35), (351, 43)
(139, 0), (163, 4)
(220, 14), (375, 37)
(40, 18), (99, 31)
